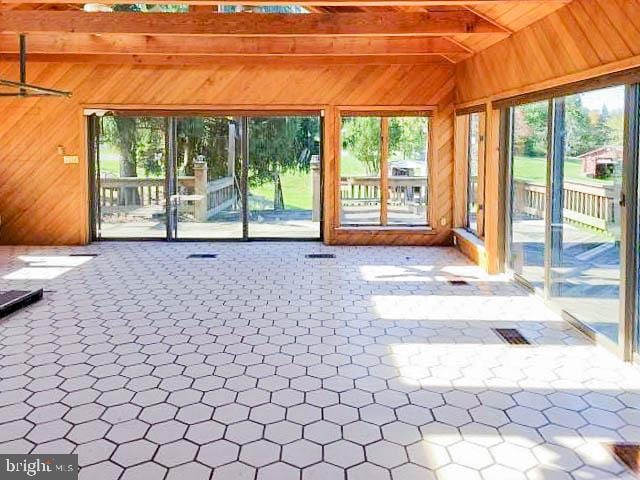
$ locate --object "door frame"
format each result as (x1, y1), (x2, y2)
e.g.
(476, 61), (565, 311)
(86, 105), (326, 242)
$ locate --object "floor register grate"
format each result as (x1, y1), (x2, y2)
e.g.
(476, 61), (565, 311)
(493, 328), (531, 345)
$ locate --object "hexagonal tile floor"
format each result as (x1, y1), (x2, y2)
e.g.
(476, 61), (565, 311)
(0, 242), (639, 480)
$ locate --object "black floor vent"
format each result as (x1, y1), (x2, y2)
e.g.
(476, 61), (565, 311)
(187, 254), (218, 259)
(69, 253), (99, 257)
(305, 253), (335, 259)
(493, 328), (531, 345)
(610, 443), (640, 475)
(0, 289), (44, 319)
(448, 279), (469, 286)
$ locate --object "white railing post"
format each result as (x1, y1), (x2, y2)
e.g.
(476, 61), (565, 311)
(193, 160), (208, 222)
(311, 155), (321, 222)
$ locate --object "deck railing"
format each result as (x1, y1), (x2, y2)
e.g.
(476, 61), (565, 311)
(513, 179), (619, 231)
(340, 175), (428, 208)
(100, 171), (237, 221)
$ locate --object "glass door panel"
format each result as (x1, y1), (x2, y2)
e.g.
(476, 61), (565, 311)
(508, 101), (549, 290)
(549, 86), (625, 343)
(96, 115), (168, 239)
(174, 116), (243, 239)
(247, 116), (321, 239)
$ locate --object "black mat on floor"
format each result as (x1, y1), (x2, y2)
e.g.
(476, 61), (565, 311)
(0, 289), (44, 319)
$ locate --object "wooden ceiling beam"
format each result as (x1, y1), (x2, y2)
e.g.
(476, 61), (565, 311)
(0, 10), (504, 36)
(0, 0), (572, 5)
(0, 52), (453, 64)
(0, 33), (469, 55)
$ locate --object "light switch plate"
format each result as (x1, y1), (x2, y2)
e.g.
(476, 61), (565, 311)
(63, 155), (79, 164)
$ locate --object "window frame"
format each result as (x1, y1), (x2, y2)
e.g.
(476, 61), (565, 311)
(336, 108), (434, 229)
(466, 111), (486, 238)
(454, 107), (486, 239)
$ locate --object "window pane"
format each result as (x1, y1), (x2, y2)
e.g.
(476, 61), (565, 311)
(509, 101), (549, 290)
(467, 113), (480, 235)
(550, 86), (625, 343)
(174, 116), (243, 239)
(97, 116), (167, 238)
(340, 117), (381, 226)
(247, 116), (321, 238)
(387, 116), (429, 226)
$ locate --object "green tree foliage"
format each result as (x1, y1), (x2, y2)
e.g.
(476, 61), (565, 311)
(101, 116), (165, 205)
(565, 95), (594, 157)
(514, 97), (621, 159)
(513, 102), (548, 158)
(389, 117), (427, 161)
(341, 117), (381, 174)
(101, 116), (165, 178)
(248, 117), (319, 209)
(342, 117), (427, 175)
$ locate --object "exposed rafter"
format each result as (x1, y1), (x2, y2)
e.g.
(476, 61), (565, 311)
(0, 11), (503, 36)
(0, 33), (469, 56)
(0, 0), (572, 5)
(463, 5), (512, 33)
(0, 52), (453, 64)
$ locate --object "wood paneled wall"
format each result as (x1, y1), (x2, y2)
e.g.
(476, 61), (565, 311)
(456, 0), (640, 105)
(0, 61), (455, 245)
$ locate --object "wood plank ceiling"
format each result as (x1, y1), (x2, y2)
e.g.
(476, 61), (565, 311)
(0, 0), (572, 64)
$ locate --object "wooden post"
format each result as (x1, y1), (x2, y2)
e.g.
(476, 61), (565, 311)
(324, 107), (338, 243)
(193, 160), (208, 222)
(453, 114), (470, 229)
(311, 154), (321, 222)
(477, 111), (487, 238)
(380, 117), (389, 225)
(483, 102), (505, 274)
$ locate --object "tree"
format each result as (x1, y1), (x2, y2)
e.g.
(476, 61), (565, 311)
(389, 117), (427, 161)
(591, 105), (614, 148)
(176, 117), (205, 176)
(101, 114), (318, 211)
(342, 117), (382, 174)
(101, 116), (165, 204)
(565, 95), (593, 157)
(248, 117), (318, 210)
(513, 102), (548, 158)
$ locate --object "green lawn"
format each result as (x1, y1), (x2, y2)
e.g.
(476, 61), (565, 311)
(251, 171), (313, 210)
(340, 150), (373, 176)
(250, 150), (373, 210)
(513, 156), (614, 185)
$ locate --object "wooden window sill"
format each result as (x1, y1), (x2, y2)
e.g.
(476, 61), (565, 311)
(336, 226), (435, 233)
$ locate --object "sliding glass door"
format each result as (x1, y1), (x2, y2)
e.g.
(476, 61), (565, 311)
(549, 86), (625, 343)
(507, 85), (629, 348)
(90, 111), (322, 241)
